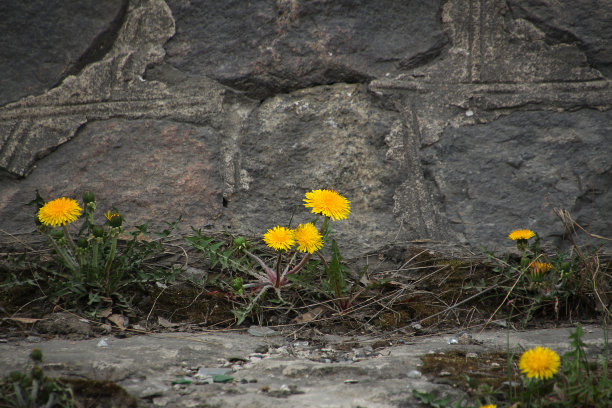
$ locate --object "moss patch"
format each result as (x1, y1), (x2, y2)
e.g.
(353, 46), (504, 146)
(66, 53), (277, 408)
(420, 350), (512, 390)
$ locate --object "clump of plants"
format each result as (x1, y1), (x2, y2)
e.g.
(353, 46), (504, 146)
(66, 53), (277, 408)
(413, 323), (611, 408)
(19, 191), (181, 316)
(185, 189), (363, 324)
(481, 218), (611, 326)
(0, 348), (75, 408)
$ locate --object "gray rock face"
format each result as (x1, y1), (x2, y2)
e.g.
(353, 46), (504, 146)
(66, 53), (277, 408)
(423, 109), (612, 249)
(0, 0), (127, 106)
(158, 0), (447, 98)
(2, 119), (224, 233)
(507, 0), (612, 78)
(0, 0), (179, 177)
(231, 84), (407, 254)
(1, 0), (611, 255)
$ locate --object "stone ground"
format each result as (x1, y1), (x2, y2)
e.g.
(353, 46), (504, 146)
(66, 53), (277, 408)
(1, 320), (609, 407)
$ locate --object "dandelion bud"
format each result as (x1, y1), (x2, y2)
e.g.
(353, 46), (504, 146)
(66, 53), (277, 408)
(31, 365), (44, 380)
(233, 237), (246, 248)
(50, 229), (64, 240)
(105, 210), (123, 228)
(77, 238), (89, 249)
(92, 225), (105, 238)
(83, 191), (96, 204)
(8, 371), (24, 382)
(30, 348), (43, 362)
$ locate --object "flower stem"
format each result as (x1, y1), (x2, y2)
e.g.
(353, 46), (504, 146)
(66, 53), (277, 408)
(87, 209), (94, 228)
(77, 251), (87, 269)
(103, 231), (118, 292)
(62, 225), (78, 256)
(92, 238), (99, 270)
(245, 250), (277, 284)
(45, 234), (78, 272)
(285, 252), (312, 276)
(275, 251), (282, 275)
(320, 217), (329, 236)
(315, 251), (329, 270)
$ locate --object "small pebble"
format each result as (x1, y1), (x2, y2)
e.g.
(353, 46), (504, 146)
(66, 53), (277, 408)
(196, 367), (232, 378)
(254, 345), (269, 354)
(247, 326), (277, 337)
(457, 333), (473, 345)
(491, 320), (507, 328)
(502, 380), (521, 387)
(152, 397), (170, 407)
(407, 370), (422, 379)
(99, 324), (112, 333)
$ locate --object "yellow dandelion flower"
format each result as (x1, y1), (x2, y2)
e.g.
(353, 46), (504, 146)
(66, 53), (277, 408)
(263, 226), (295, 251)
(104, 210), (123, 228)
(37, 197), (82, 227)
(293, 223), (324, 254)
(530, 261), (553, 279)
(479, 405), (497, 408)
(508, 229), (535, 240)
(105, 210), (120, 221)
(303, 189), (350, 221)
(519, 346), (560, 380)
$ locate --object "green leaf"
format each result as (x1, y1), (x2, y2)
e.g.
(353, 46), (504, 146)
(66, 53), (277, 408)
(327, 239), (347, 298)
(27, 190), (46, 209)
(232, 309), (249, 326)
(412, 389), (435, 404)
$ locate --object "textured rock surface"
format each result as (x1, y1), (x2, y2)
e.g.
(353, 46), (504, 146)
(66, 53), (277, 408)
(158, 0), (447, 98)
(1, 0), (611, 255)
(423, 109), (612, 249)
(1, 119), (224, 231)
(507, 0), (612, 78)
(0, 0), (127, 106)
(231, 83), (413, 254)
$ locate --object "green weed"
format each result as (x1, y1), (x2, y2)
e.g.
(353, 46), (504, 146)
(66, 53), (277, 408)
(0, 349), (75, 408)
(10, 191), (183, 316)
(413, 324), (612, 408)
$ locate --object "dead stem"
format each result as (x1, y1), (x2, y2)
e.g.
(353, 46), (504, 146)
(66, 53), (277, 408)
(146, 284), (169, 323)
(387, 284), (501, 335)
(592, 254), (612, 318)
(480, 271), (525, 334)
(554, 208), (612, 241)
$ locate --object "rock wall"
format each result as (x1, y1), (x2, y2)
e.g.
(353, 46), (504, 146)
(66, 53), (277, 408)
(1, 0), (610, 256)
